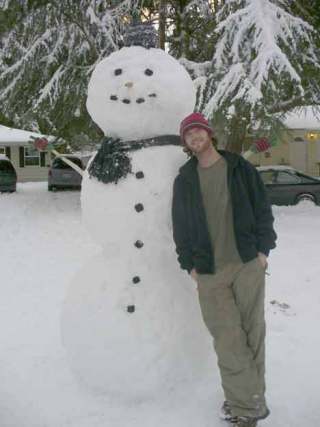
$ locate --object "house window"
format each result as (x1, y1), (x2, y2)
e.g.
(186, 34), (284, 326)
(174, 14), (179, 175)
(0, 147), (5, 155)
(25, 146), (40, 166)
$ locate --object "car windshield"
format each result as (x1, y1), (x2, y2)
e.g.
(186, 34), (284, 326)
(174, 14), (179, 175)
(276, 171), (301, 184)
(297, 173), (319, 184)
(52, 157), (83, 170)
(0, 160), (15, 173)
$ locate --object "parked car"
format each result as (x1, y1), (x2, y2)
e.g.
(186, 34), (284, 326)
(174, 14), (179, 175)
(0, 155), (17, 193)
(48, 155), (84, 191)
(257, 165), (320, 206)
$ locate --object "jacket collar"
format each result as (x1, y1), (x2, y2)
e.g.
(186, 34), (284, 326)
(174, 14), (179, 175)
(179, 149), (241, 180)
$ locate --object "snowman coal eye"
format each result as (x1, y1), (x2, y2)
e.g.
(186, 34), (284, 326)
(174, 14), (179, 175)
(144, 69), (153, 76)
(114, 68), (122, 76)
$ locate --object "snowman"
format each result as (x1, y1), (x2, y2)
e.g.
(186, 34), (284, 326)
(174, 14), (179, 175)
(61, 22), (215, 398)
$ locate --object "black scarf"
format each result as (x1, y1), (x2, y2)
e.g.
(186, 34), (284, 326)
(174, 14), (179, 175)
(88, 135), (181, 184)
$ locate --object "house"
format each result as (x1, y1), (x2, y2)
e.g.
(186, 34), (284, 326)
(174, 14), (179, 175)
(0, 125), (53, 182)
(249, 106), (320, 176)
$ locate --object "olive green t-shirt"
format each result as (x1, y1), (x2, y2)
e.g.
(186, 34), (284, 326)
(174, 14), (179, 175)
(197, 157), (242, 271)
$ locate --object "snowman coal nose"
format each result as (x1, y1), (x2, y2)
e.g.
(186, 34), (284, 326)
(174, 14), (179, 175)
(125, 81), (134, 88)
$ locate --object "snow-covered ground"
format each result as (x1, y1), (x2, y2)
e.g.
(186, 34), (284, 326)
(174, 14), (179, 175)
(0, 182), (319, 427)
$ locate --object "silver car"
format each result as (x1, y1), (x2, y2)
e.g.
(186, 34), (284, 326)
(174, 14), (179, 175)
(48, 155), (83, 191)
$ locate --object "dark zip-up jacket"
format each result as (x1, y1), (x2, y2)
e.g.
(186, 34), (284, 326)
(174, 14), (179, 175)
(171, 150), (277, 274)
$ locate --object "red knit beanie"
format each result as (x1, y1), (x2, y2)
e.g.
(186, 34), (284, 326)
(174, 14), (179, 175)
(180, 112), (213, 144)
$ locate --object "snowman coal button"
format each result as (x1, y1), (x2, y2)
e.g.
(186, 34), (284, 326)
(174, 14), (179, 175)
(132, 276), (141, 284)
(127, 305), (135, 313)
(110, 95), (118, 101)
(135, 171), (144, 179)
(134, 203), (144, 212)
(136, 98), (145, 104)
(122, 98), (131, 104)
(134, 240), (144, 249)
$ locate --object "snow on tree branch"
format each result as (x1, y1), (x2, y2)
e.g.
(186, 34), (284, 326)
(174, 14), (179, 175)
(0, 0), (135, 140)
(189, 0), (320, 151)
(200, 0), (320, 117)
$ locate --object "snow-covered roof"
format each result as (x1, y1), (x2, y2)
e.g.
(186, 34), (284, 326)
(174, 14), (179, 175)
(283, 106), (320, 130)
(0, 154), (10, 161)
(0, 124), (52, 146)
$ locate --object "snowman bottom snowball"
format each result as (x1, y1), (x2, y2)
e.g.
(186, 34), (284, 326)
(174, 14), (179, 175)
(61, 253), (215, 398)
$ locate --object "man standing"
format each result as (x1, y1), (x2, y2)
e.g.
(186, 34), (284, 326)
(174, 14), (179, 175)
(171, 112), (277, 427)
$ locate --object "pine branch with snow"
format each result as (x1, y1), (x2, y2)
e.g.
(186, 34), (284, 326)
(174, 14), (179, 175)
(195, 0), (320, 151)
(0, 0), (138, 146)
(167, 0), (216, 61)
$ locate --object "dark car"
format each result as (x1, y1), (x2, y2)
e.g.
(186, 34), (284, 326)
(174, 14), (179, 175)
(0, 155), (17, 193)
(48, 155), (84, 191)
(257, 166), (320, 206)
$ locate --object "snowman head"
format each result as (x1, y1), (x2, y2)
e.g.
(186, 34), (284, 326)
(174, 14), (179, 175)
(86, 46), (196, 141)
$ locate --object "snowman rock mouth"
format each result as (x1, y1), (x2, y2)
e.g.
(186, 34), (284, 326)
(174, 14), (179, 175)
(109, 94), (157, 104)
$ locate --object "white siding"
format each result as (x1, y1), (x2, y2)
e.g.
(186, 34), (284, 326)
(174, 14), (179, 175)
(0, 144), (52, 182)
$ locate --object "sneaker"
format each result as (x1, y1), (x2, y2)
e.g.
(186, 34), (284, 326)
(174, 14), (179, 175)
(219, 400), (232, 421)
(230, 416), (257, 427)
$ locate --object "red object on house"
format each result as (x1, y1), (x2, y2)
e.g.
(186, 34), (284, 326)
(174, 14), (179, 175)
(34, 137), (49, 151)
(254, 138), (271, 153)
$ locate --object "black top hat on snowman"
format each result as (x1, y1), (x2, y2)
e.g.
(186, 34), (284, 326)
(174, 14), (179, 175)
(123, 12), (158, 49)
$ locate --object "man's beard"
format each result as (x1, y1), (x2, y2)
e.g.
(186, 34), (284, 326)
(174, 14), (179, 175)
(189, 139), (212, 154)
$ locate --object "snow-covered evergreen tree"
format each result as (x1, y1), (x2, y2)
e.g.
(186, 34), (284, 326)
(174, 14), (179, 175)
(292, 1), (320, 30)
(166, 0), (216, 62)
(1, 0), (319, 152)
(196, 0), (320, 152)
(0, 0), (138, 147)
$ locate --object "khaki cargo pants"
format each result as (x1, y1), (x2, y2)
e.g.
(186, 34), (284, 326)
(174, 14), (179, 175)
(197, 257), (267, 418)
